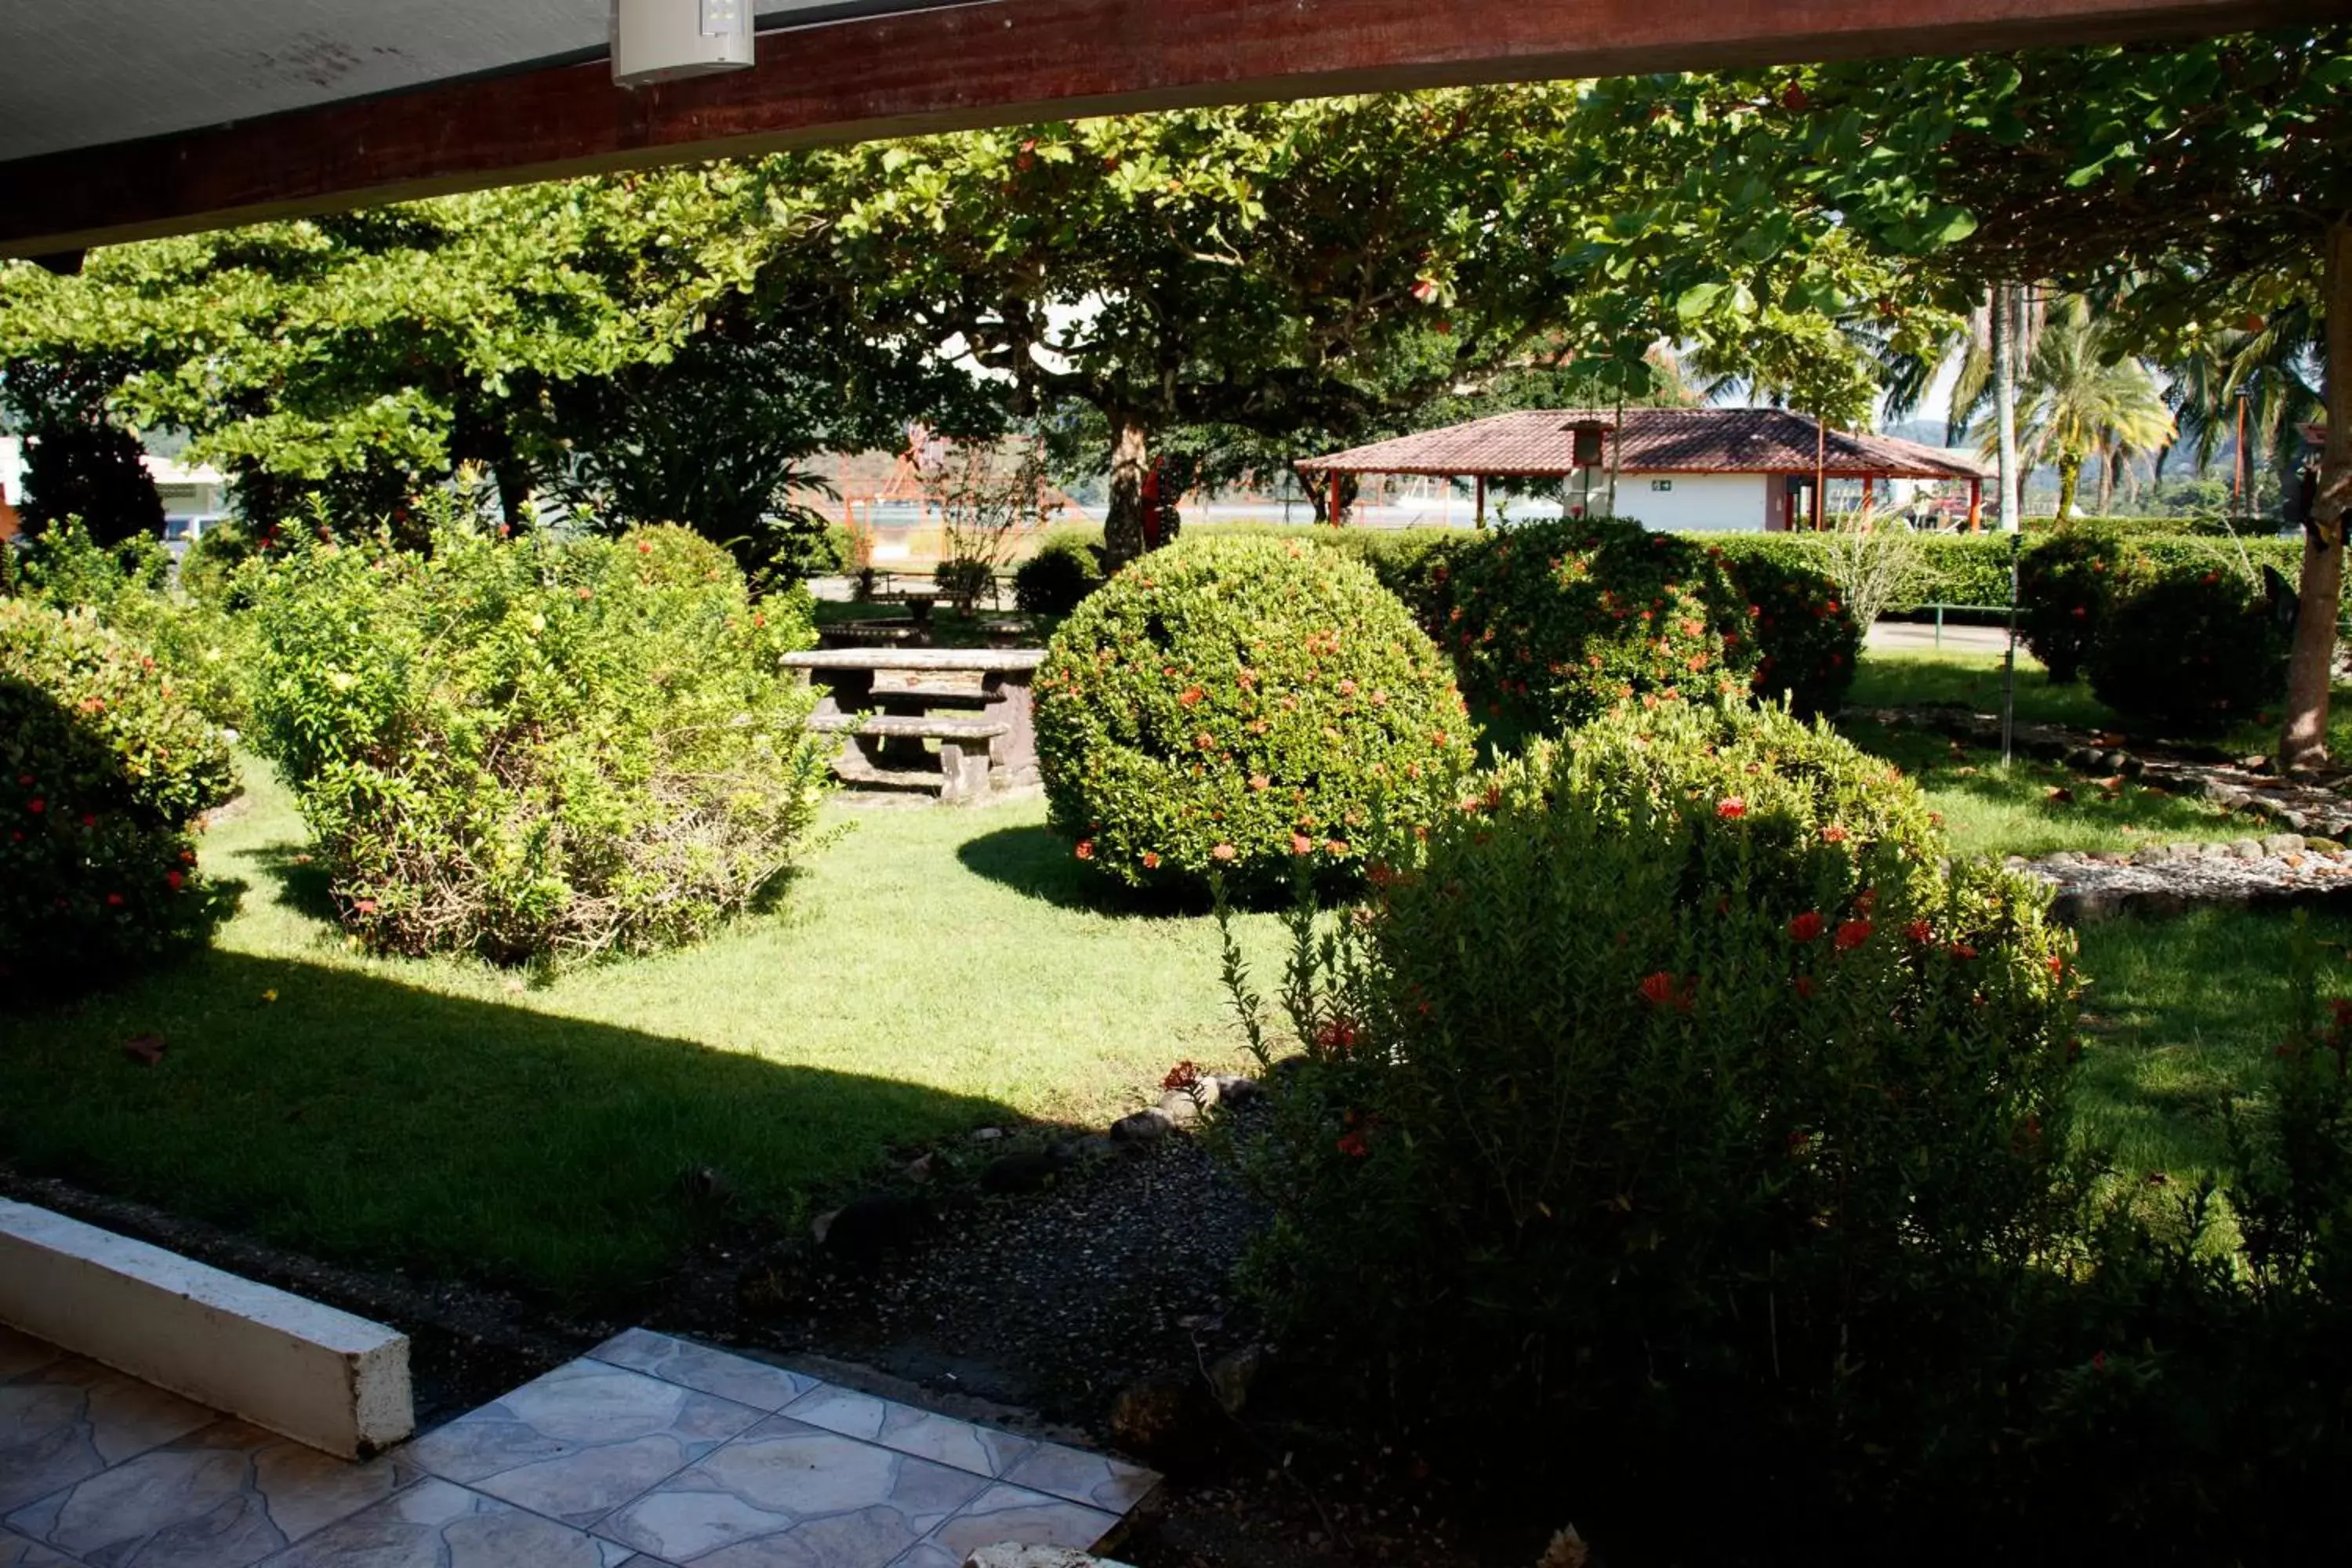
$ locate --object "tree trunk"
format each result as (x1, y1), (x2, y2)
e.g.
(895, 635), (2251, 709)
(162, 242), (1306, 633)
(1994, 284), (2023, 533)
(2281, 220), (2352, 772)
(2056, 451), (2081, 523)
(2097, 448), (2117, 516)
(1102, 413), (1150, 572)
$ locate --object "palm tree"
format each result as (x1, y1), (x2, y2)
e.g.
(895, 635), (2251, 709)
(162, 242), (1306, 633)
(1969, 296), (2173, 521)
(2161, 305), (2326, 508)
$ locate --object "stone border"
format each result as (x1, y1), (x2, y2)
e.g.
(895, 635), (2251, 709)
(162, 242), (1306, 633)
(0, 1197), (412, 1458)
(2010, 833), (2352, 924)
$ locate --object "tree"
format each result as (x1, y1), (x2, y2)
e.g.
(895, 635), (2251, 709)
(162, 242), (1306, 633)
(1971, 296), (2175, 520)
(0, 351), (162, 544)
(1759, 28), (2352, 766)
(0, 170), (788, 532)
(758, 90), (1606, 566)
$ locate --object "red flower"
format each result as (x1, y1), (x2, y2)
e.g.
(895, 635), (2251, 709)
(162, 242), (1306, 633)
(353, 898), (378, 914)
(1291, 833), (1313, 855)
(2046, 954), (2064, 978)
(1948, 942), (1979, 960)
(1835, 919), (1873, 951)
(106, 892), (124, 908)
(1717, 797), (1748, 820)
(1142, 851), (1161, 869)
(27, 799), (43, 815)
(1820, 825), (1849, 844)
(1178, 685), (1205, 707)
(1336, 1131), (1370, 1158)
(165, 870), (183, 891)
(1074, 840), (1094, 861)
(1788, 911), (1824, 943)
(1324, 839), (1348, 857)
(1638, 971), (1695, 1012)
(1316, 1016), (1362, 1054)
(1905, 919), (1933, 944)
(1795, 975), (1819, 1000)
(1163, 1060), (1202, 1093)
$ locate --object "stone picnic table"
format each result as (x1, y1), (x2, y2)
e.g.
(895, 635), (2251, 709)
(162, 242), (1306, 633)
(784, 646), (1045, 802)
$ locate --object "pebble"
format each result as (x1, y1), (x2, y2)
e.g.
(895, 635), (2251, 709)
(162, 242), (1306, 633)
(1110, 1108), (1174, 1144)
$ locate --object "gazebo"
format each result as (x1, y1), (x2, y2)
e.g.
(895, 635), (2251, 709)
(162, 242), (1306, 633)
(1296, 407), (1994, 532)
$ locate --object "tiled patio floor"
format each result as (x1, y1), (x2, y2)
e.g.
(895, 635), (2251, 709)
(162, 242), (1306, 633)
(0, 1323), (1156, 1567)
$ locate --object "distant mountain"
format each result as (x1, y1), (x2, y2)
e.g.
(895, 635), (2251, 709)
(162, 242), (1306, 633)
(1883, 418), (1958, 448)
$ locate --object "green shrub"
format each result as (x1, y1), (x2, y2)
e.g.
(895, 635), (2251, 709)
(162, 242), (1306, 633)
(1721, 547), (1861, 716)
(1328, 528), (1472, 637)
(1443, 517), (1755, 731)
(1012, 538), (1102, 616)
(2089, 569), (2288, 735)
(1034, 535), (1474, 892)
(0, 600), (238, 984)
(1222, 698), (2079, 1553)
(2018, 529), (2148, 684)
(247, 521), (829, 965)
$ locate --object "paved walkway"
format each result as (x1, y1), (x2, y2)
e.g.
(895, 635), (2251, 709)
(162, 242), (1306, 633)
(1, 1323), (1155, 1568)
(1865, 619), (2013, 655)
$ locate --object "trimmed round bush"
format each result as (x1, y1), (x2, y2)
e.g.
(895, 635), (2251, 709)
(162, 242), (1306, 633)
(1, 600), (238, 982)
(2089, 569), (2288, 735)
(1227, 699), (2078, 1537)
(1444, 517), (1755, 732)
(1034, 535), (1475, 891)
(247, 522), (830, 965)
(1722, 546), (1861, 717)
(2020, 529), (2147, 684)
(1012, 538), (1102, 616)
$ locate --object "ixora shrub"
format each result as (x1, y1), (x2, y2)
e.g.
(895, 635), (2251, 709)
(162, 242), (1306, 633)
(2089, 568), (2288, 735)
(1222, 699), (2079, 1548)
(1721, 547), (1861, 717)
(2019, 529), (2147, 684)
(1035, 535), (1473, 891)
(1443, 517), (1755, 731)
(247, 523), (829, 965)
(0, 600), (237, 981)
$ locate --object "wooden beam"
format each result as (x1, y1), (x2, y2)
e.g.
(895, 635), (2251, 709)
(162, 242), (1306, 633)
(0, 0), (2327, 256)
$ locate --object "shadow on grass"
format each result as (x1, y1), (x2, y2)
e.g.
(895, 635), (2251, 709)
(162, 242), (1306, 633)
(249, 841), (343, 923)
(955, 822), (1220, 916)
(0, 947), (1020, 1312)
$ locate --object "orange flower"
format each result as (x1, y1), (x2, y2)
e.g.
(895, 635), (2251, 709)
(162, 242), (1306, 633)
(1075, 840), (1095, 861)
(1142, 851), (1161, 869)
(1249, 774), (1271, 792)
(1716, 797), (1747, 819)
(1291, 833), (1313, 855)
(1820, 825), (1850, 844)
(1211, 843), (1237, 861)
(1179, 685), (1206, 707)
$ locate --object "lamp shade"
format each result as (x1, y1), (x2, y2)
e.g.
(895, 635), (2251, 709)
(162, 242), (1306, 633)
(612, 0), (755, 89)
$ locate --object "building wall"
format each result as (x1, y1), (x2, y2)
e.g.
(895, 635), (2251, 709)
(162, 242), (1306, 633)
(1621, 472), (1770, 532)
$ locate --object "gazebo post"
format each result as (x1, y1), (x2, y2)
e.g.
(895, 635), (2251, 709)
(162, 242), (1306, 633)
(1968, 477), (1984, 532)
(1328, 470), (1342, 528)
(1474, 475), (1486, 529)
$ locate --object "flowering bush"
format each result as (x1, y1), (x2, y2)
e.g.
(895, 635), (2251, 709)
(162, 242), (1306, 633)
(1721, 547), (1861, 717)
(2089, 568), (2287, 735)
(246, 521), (829, 964)
(1, 599), (238, 983)
(1441, 517), (1755, 732)
(1221, 699), (2079, 1544)
(2020, 528), (2147, 684)
(1034, 535), (1474, 891)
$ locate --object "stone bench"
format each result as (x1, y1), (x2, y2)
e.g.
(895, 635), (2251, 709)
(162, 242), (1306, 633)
(787, 648), (1045, 797)
(808, 713), (1010, 803)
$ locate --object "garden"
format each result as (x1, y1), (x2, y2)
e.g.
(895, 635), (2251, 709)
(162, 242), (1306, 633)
(5, 23), (2352, 1568)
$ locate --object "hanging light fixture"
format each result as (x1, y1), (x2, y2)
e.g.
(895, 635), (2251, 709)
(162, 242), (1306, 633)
(612, 1), (756, 89)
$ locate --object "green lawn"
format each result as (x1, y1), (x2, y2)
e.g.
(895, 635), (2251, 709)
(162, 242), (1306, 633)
(1847, 647), (2122, 730)
(2071, 909), (2352, 1181)
(0, 762), (1274, 1305)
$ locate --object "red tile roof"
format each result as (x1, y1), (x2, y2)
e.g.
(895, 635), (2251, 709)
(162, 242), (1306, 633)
(1298, 408), (1989, 481)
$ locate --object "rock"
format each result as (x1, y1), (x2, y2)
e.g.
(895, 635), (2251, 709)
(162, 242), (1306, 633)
(2263, 833), (2307, 857)
(970, 1126), (1006, 1143)
(905, 1153), (935, 1184)
(2165, 843), (2201, 862)
(816, 1192), (927, 1262)
(2120, 754), (2147, 778)
(2204, 779), (2252, 808)
(1211, 1074), (1263, 1105)
(979, 1151), (1065, 1195)
(1110, 1108), (1174, 1144)
(1109, 1371), (1227, 1475)
(1054, 1133), (1117, 1163)
(2065, 746), (2103, 771)
(1266, 1054), (1312, 1080)
(2198, 841), (2234, 860)
(1156, 1090), (1208, 1127)
(2230, 838), (2267, 860)
(1206, 1343), (1266, 1415)
(964, 1546), (1134, 1568)
(2045, 851), (2085, 866)
(2099, 750), (2130, 771)
(2004, 855), (2030, 869)
(2130, 848), (2168, 866)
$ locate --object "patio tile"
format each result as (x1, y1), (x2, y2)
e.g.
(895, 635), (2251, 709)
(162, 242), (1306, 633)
(405, 1359), (762, 1527)
(258, 1477), (636, 1568)
(920, 1483), (1121, 1562)
(589, 1333), (817, 1415)
(593, 1417), (983, 1567)
(782, 1387), (1033, 1481)
(999, 1441), (1159, 1513)
(0, 1327), (64, 1383)
(885, 1544), (961, 1568)
(0, 1355), (215, 1513)
(0, 1526), (84, 1566)
(4, 1417), (411, 1568)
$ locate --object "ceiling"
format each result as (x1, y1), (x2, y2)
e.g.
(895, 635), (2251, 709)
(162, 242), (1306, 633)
(0, 2), (959, 163)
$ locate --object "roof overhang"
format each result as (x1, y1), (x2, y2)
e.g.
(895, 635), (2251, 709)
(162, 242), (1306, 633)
(0, 0), (2331, 260)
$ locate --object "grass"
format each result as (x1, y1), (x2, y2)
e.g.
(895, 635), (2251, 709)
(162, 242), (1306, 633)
(2071, 909), (2352, 1181)
(0, 762), (1277, 1305)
